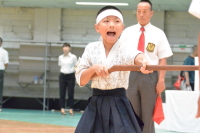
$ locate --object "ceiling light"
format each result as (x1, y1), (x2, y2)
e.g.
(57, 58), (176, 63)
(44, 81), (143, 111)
(76, 2), (129, 6)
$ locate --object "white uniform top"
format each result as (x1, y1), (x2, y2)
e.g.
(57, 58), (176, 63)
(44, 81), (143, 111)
(0, 47), (9, 70)
(58, 52), (77, 74)
(75, 39), (141, 90)
(120, 23), (173, 65)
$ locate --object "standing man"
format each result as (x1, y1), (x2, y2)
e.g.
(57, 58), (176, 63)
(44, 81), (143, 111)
(182, 45), (198, 91)
(0, 37), (9, 112)
(120, 0), (173, 133)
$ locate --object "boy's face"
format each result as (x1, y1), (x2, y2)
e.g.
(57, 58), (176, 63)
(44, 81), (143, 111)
(137, 2), (153, 26)
(95, 15), (124, 45)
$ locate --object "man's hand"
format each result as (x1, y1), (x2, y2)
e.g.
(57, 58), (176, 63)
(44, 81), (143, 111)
(184, 72), (190, 86)
(156, 58), (167, 94)
(185, 80), (190, 86)
(156, 80), (166, 94)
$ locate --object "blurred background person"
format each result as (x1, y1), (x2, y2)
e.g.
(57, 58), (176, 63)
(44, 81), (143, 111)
(0, 37), (9, 112)
(183, 45), (198, 91)
(58, 43), (77, 115)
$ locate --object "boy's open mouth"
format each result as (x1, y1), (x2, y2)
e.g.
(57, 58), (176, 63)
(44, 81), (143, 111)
(107, 32), (116, 36)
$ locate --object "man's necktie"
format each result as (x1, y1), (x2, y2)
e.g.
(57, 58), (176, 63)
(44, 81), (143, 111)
(137, 27), (145, 52)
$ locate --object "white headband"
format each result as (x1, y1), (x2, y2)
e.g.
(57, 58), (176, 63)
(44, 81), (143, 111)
(96, 9), (123, 24)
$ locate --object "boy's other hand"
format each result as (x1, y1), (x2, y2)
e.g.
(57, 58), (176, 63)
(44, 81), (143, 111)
(140, 59), (153, 74)
(93, 64), (109, 77)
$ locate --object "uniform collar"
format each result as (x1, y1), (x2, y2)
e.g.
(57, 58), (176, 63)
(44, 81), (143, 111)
(99, 37), (121, 68)
(63, 52), (71, 57)
(137, 22), (151, 33)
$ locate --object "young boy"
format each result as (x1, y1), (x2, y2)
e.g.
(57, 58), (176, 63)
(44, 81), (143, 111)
(74, 6), (152, 133)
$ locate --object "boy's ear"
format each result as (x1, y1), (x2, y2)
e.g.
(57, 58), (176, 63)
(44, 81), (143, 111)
(94, 24), (100, 33)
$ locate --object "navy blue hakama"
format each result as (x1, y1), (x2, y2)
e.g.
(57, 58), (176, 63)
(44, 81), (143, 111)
(75, 88), (144, 133)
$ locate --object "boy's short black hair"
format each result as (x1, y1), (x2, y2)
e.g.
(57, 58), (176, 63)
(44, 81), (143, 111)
(139, 0), (153, 10)
(62, 43), (71, 47)
(0, 37), (3, 43)
(96, 6), (122, 18)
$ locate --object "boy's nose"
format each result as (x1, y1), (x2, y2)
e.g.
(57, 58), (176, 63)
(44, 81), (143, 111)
(109, 21), (115, 28)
